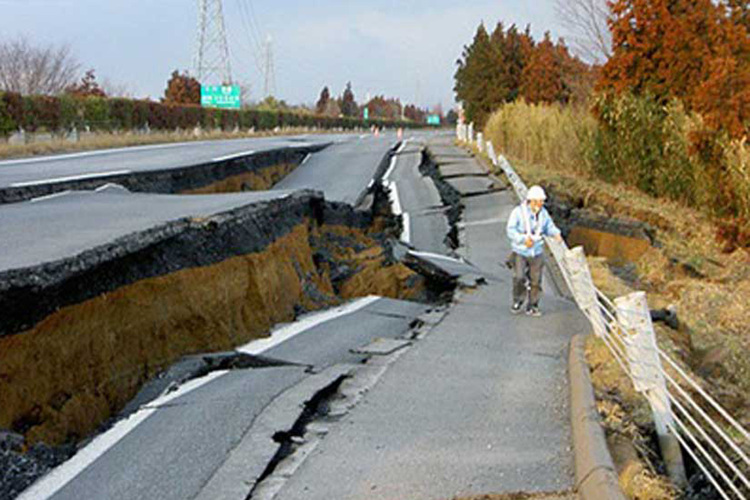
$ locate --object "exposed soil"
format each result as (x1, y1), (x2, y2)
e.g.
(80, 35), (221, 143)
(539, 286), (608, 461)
(182, 162), (298, 193)
(492, 152), (750, 499)
(0, 190), (442, 500)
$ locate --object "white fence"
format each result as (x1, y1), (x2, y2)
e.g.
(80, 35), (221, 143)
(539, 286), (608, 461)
(458, 123), (750, 499)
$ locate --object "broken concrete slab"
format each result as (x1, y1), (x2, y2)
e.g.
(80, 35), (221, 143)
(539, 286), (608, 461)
(446, 176), (501, 197)
(193, 364), (354, 500)
(351, 338), (411, 356)
(438, 161), (486, 178)
(403, 249), (484, 286)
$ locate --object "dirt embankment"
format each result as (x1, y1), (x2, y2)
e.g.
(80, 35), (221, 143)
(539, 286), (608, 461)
(0, 192), (429, 451)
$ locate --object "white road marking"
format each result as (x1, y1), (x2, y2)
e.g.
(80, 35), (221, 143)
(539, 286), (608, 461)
(211, 150), (256, 162)
(401, 212), (411, 244)
(359, 134), (368, 139)
(18, 370), (229, 500)
(396, 140), (408, 154)
(29, 191), (72, 203)
(383, 156), (398, 182)
(20, 296), (383, 499)
(388, 181), (403, 215)
(238, 296), (381, 355)
(301, 153), (311, 165)
(0, 141), (199, 166)
(10, 170), (132, 188)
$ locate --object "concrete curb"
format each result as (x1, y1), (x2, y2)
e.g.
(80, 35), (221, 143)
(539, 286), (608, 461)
(569, 334), (627, 500)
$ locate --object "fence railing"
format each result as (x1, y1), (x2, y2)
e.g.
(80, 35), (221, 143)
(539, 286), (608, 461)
(457, 122), (750, 499)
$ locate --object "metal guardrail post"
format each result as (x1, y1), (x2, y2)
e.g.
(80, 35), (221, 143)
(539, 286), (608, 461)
(477, 132), (484, 153)
(615, 291), (687, 488)
(468, 122), (474, 144)
(563, 247), (606, 338)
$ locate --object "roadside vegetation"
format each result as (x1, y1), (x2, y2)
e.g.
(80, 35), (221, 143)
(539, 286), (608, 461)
(456, 0), (750, 497)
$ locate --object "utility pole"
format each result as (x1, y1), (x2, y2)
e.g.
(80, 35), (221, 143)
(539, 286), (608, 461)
(263, 35), (276, 98)
(194, 0), (232, 84)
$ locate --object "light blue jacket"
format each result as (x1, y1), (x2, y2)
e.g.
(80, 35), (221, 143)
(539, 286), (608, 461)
(506, 203), (561, 258)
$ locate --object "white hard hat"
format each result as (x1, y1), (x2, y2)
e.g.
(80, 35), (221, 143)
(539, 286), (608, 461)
(526, 185), (547, 201)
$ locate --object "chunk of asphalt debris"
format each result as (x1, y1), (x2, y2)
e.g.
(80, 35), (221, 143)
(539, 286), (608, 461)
(351, 338), (412, 356)
(403, 249), (485, 287)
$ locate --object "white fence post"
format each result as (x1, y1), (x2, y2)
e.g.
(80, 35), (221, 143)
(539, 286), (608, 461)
(615, 291), (687, 488)
(477, 132), (484, 153)
(563, 247), (607, 338)
(468, 122), (474, 144)
(486, 141), (498, 166)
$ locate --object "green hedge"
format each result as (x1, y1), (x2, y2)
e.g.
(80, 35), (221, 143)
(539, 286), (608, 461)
(0, 91), (419, 137)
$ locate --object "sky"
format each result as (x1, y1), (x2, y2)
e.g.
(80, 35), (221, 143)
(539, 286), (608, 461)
(0, 0), (567, 109)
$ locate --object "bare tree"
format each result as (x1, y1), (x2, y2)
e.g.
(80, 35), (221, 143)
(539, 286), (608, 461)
(555, 0), (612, 64)
(101, 77), (134, 98)
(0, 37), (81, 95)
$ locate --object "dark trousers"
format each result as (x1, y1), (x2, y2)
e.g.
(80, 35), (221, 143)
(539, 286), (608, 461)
(512, 252), (544, 306)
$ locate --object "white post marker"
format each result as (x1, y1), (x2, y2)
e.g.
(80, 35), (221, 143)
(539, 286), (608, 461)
(563, 246), (606, 338)
(468, 122), (474, 144)
(477, 132), (484, 153)
(616, 291), (687, 488)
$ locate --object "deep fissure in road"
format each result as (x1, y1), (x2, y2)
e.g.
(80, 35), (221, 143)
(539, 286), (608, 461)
(419, 150), (464, 250)
(0, 181), (458, 499)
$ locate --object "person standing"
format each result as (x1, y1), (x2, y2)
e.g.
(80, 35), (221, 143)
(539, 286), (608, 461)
(506, 185), (563, 316)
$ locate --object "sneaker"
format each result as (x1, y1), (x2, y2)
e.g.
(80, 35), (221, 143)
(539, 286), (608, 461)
(511, 301), (524, 314)
(526, 305), (542, 317)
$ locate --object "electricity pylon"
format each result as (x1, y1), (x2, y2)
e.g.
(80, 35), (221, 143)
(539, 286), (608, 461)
(194, 0), (232, 84)
(263, 35), (276, 97)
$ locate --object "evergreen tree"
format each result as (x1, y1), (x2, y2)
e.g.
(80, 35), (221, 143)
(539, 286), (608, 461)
(341, 82), (358, 117)
(316, 86), (330, 115)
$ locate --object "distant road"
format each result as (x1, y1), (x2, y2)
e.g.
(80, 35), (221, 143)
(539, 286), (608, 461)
(0, 134), (352, 189)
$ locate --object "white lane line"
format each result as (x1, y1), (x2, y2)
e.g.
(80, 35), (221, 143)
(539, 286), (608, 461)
(18, 370), (229, 500)
(359, 134), (368, 139)
(383, 156), (398, 182)
(388, 181), (403, 215)
(301, 153), (311, 165)
(211, 150), (256, 162)
(29, 190), (72, 203)
(20, 296), (382, 499)
(0, 142), (201, 166)
(401, 212), (411, 244)
(396, 140), (408, 154)
(10, 170), (132, 188)
(238, 295), (381, 355)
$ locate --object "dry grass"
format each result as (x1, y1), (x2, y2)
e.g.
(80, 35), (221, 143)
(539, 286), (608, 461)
(482, 100), (750, 495)
(586, 337), (679, 500)
(0, 127), (334, 161)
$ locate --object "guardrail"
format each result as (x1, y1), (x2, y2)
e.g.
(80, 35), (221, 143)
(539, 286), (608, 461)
(458, 122), (750, 499)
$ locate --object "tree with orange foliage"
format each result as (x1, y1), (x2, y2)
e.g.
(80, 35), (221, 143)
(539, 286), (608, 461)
(65, 70), (107, 98)
(520, 33), (569, 104)
(599, 0), (750, 137)
(163, 70), (200, 105)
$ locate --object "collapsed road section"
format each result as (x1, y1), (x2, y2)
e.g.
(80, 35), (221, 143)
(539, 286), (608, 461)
(0, 141), (330, 204)
(0, 174), (457, 499)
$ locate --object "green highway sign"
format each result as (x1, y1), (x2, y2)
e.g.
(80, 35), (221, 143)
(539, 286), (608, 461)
(363, 107), (369, 120)
(201, 85), (241, 109)
(427, 114), (441, 126)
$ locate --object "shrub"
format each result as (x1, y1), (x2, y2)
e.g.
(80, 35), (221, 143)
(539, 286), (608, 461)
(0, 94), (16, 136)
(59, 94), (83, 130)
(82, 97), (110, 131)
(109, 98), (134, 130)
